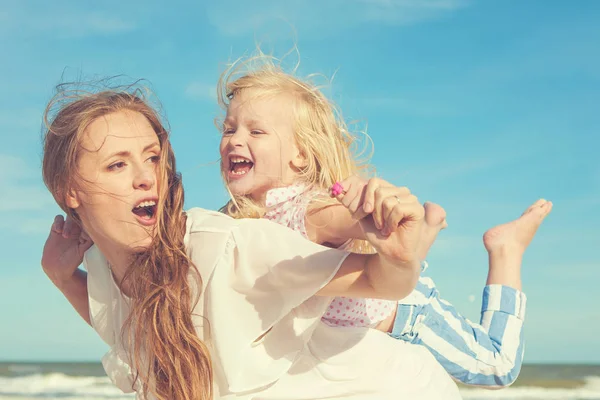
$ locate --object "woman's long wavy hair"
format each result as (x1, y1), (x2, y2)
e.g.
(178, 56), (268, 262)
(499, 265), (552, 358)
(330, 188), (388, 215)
(217, 51), (374, 252)
(42, 83), (212, 400)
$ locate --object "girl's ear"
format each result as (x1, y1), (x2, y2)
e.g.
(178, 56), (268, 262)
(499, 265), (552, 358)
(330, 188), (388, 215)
(292, 150), (308, 169)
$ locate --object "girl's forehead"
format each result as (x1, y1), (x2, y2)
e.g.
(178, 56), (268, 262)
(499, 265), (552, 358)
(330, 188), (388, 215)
(228, 91), (295, 118)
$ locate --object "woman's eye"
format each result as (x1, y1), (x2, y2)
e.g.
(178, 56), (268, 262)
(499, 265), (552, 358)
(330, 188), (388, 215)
(108, 161), (126, 171)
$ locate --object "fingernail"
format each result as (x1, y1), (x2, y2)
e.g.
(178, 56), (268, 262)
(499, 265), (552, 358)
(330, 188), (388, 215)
(363, 202), (373, 213)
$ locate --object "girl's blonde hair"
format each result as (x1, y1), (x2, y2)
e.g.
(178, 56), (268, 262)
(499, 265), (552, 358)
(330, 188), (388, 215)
(42, 83), (212, 400)
(218, 51), (374, 252)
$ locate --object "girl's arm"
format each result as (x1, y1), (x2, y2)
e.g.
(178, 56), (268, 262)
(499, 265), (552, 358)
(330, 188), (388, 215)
(305, 176), (372, 247)
(316, 178), (424, 300)
(306, 204), (364, 247)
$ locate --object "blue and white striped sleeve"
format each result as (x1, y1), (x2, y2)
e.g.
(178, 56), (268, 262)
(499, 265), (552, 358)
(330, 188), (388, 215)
(391, 278), (527, 387)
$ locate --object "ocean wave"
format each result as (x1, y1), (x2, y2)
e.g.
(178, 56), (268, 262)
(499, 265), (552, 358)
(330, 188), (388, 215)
(2, 372), (600, 399)
(0, 373), (134, 399)
(461, 376), (600, 400)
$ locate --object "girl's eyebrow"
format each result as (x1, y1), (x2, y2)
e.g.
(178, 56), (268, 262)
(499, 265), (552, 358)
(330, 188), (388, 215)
(246, 119), (263, 128)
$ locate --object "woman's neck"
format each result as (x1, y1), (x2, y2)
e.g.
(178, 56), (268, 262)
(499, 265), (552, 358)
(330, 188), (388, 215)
(93, 238), (136, 296)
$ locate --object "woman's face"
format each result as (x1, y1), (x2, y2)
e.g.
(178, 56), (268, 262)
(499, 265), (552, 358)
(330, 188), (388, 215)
(68, 110), (161, 252)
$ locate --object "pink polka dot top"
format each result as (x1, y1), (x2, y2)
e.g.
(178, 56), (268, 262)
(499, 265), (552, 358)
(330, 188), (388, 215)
(263, 183), (396, 328)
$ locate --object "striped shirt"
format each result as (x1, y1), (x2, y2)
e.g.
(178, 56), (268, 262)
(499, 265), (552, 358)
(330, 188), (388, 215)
(263, 183), (526, 387)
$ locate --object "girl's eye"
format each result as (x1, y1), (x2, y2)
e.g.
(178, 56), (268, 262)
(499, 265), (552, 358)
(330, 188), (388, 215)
(148, 155), (160, 164)
(222, 128), (235, 135)
(250, 130), (264, 135)
(108, 161), (126, 171)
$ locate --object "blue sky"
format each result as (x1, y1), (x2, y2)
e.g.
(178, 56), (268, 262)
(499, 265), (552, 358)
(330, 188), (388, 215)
(0, 0), (598, 363)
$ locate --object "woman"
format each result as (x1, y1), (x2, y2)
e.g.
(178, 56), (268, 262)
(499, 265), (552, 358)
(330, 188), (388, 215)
(41, 87), (460, 399)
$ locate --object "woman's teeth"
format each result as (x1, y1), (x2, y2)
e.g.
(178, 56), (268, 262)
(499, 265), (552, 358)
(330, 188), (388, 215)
(133, 200), (157, 218)
(136, 200), (156, 208)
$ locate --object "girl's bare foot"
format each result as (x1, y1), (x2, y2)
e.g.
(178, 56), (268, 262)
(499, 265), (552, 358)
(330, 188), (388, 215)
(483, 199), (553, 254)
(484, 199), (553, 290)
(417, 202), (448, 260)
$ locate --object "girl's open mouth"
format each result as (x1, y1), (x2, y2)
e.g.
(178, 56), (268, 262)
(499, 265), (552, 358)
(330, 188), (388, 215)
(229, 156), (254, 177)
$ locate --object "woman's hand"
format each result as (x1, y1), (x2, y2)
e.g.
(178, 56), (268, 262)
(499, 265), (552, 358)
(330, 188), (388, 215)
(334, 177), (424, 264)
(41, 215), (93, 287)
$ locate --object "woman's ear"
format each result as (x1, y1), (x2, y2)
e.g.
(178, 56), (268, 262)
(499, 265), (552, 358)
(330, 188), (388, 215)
(65, 188), (81, 209)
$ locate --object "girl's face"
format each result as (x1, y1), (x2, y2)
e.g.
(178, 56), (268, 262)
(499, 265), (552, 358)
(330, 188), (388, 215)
(219, 89), (305, 202)
(68, 110), (161, 252)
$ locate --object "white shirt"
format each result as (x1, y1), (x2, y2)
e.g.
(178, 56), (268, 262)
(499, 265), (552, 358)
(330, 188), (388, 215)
(84, 208), (460, 399)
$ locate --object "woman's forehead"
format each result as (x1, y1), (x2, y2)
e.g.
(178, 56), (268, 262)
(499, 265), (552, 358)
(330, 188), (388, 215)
(81, 110), (158, 153)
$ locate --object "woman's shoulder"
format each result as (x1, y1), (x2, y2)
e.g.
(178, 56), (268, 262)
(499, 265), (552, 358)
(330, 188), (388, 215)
(185, 207), (234, 233)
(185, 207), (287, 234)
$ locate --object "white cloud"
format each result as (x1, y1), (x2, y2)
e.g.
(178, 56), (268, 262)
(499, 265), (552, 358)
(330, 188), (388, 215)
(429, 234), (481, 255)
(0, 1), (138, 38)
(206, 0), (468, 37)
(544, 262), (600, 280)
(1, 186), (54, 212)
(390, 155), (521, 190)
(185, 81), (217, 101)
(17, 218), (53, 235)
(38, 13), (136, 37)
(0, 108), (44, 131)
(0, 154), (35, 181)
(0, 154), (54, 213)
(352, 96), (456, 117)
(355, 0), (467, 24)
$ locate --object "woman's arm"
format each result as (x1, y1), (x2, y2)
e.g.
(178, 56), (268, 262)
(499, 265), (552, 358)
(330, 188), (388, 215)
(50, 269), (91, 325)
(316, 178), (424, 300)
(316, 242), (420, 300)
(42, 216), (93, 325)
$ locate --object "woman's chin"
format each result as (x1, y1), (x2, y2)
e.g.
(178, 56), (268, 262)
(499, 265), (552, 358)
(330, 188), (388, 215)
(124, 233), (155, 253)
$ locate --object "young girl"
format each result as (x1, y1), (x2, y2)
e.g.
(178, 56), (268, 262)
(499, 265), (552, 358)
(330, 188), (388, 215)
(217, 55), (553, 387)
(41, 87), (463, 399)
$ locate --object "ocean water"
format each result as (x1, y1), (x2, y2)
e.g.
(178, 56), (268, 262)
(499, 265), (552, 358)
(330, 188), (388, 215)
(0, 362), (599, 399)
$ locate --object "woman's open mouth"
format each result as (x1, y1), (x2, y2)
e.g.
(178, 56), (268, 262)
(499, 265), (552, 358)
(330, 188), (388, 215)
(132, 200), (157, 226)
